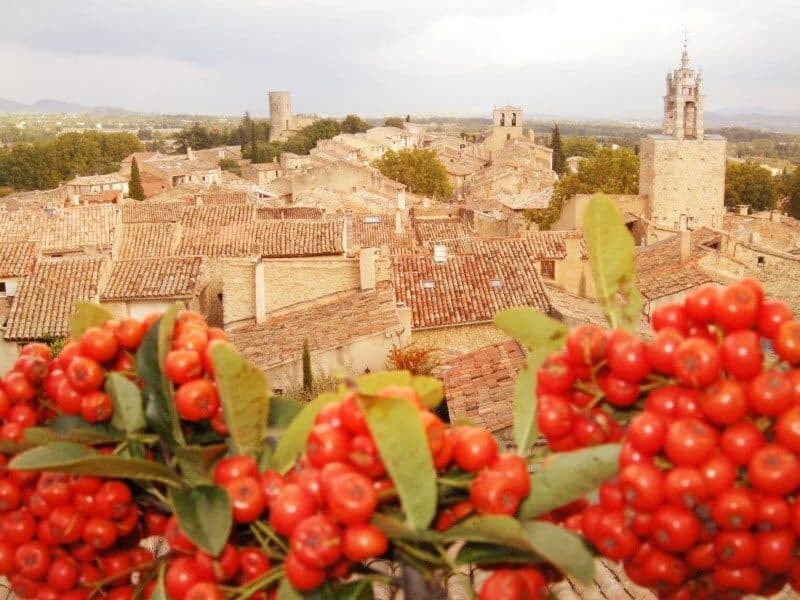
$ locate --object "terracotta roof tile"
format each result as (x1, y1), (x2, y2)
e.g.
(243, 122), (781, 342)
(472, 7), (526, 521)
(439, 341), (525, 433)
(181, 205), (255, 228)
(5, 257), (105, 341)
(228, 287), (401, 371)
(257, 207), (324, 220)
(101, 257), (205, 301)
(392, 252), (553, 329)
(118, 223), (177, 259)
(198, 191), (250, 205)
(176, 220), (344, 258)
(350, 217), (414, 253)
(121, 202), (190, 223)
(413, 218), (474, 254)
(636, 229), (721, 299)
(520, 231), (588, 259)
(0, 242), (37, 278)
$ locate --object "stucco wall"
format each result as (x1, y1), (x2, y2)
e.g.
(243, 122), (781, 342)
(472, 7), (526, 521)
(640, 136), (726, 231)
(266, 332), (403, 392)
(0, 338), (19, 375)
(553, 194), (646, 231)
(102, 299), (190, 320)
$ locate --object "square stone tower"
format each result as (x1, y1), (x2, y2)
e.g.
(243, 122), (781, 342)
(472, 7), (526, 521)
(640, 40), (727, 231)
(482, 105), (525, 156)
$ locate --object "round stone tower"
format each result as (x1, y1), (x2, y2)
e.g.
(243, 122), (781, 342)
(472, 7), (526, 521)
(268, 91), (292, 142)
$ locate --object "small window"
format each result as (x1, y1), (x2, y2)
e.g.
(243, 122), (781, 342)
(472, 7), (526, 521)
(488, 279), (503, 288)
(217, 292), (223, 301)
(421, 280), (436, 290)
(541, 260), (555, 279)
(0, 282), (5, 294)
(363, 216), (380, 224)
(757, 256), (766, 268)
(273, 388), (283, 396)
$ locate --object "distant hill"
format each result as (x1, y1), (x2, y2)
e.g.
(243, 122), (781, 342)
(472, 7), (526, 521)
(0, 97), (135, 116)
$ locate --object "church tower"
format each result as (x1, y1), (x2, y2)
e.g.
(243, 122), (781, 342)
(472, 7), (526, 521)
(662, 38), (704, 140)
(639, 37), (726, 232)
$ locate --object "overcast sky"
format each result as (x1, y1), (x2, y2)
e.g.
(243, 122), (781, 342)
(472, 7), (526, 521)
(2, 0), (798, 118)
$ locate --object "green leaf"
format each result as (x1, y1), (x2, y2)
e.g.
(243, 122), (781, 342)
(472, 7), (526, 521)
(511, 353), (541, 454)
(0, 439), (36, 455)
(175, 445), (228, 485)
(519, 444), (621, 520)
(370, 513), (442, 543)
(410, 375), (444, 409)
(69, 301), (113, 339)
(37, 415), (124, 443)
(277, 579), (303, 600)
(269, 396), (304, 427)
(211, 344), (269, 458)
(522, 521), (596, 584)
(105, 372), (146, 433)
(148, 562), (168, 600)
(170, 484), (232, 556)
(440, 515), (531, 552)
(136, 304), (184, 448)
(270, 391), (343, 474)
(356, 371), (412, 396)
(454, 543), (537, 566)
(494, 307), (568, 352)
(583, 193), (643, 331)
(331, 581), (374, 600)
(9, 442), (182, 486)
(364, 398), (436, 530)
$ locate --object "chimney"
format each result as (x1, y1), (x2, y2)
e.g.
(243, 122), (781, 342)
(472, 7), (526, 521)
(736, 204), (748, 216)
(394, 210), (403, 234)
(359, 248), (377, 291)
(771, 210), (782, 222)
(680, 230), (692, 264)
(186, 146), (195, 161)
(395, 302), (412, 346)
(397, 189), (406, 210)
(194, 194), (203, 207)
(254, 261), (266, 324)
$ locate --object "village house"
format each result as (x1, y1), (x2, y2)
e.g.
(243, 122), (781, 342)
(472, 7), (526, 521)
(240, 162), (282, 188)
(65, 173), (129, 202)
(100, 256), (209, 321)
(139, 150), (221, 188)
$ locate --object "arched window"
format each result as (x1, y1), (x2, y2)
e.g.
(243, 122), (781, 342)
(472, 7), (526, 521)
(506, 133), (511, 140)
(511, 113), (517, 126)
(500, 113), (505, 126)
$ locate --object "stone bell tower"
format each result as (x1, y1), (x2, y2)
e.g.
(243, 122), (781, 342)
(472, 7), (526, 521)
(639, 36), (726, 232)
(662, 35), (704, 140)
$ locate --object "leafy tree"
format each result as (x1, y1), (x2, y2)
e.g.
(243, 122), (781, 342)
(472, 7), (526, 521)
(175, 123), (225, 152)
(784, 171), (800, 219)
(250, 120), (261, 163)
(0, 131), (142, 191)
(406, 114), (411, 123)
(526, 147), (639, 230)
(384, 117), (404, 128)
(340, 114), (370, 134)
(302, 338), (313, 392)
(137, 128), (153, 141)
(129, 157), (145, 201)
(218, 158), (241, 175)
(374, 149), (453, 199)
(550, 124), (567, 175)
(725, 161), (778, 212)
(562, 136), (599, 158)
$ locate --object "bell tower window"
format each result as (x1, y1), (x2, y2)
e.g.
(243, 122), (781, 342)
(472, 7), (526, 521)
(511, 113), (517, 126)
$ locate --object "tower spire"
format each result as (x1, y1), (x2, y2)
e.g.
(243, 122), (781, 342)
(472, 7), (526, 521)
(681, 28), (690, 68)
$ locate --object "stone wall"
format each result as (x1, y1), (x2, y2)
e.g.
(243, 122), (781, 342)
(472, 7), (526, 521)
(552, 194), (646, 231)
(411, 324), (509, 354)
(725, 240), (800, 315)
(639, 136), (726, 231)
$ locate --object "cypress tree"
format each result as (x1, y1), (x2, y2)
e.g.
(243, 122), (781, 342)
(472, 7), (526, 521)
(250, 120), (260, 164)
(129, 157), (145, 201)
(302, 338), (313, 392)
(551, 124), (567, 176)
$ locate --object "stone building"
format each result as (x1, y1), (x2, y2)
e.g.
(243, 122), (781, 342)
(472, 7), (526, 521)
(268, 91), (292, 142)
(481, 106), (525, 156)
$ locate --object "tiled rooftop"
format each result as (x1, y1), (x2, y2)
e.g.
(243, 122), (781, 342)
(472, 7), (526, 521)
(0, 242), (37, 278)
(413, 218), (473, 254)
(118, 223), (177, 259)
(101, 257), (205, 301)
(521, 231), (588, 260)
(68, 173), (128, 186)
(438, 340), (525, 433)
(636, 229), (721, 300)
(198, 191), (250, 205)
(181, 204), (256, 228)
(5, 257), (106, 341)
(257, 207), (324, 220)
(392, 252), (553, 329)
(497, 187), (554, 210)
(39, 205), (119, 254)
(350, 217), (414, 253)
(120, 202), (190, 223)
(228, 287), (401, 371)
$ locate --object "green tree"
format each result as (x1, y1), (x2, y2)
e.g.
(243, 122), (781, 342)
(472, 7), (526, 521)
(783, 171), (800, 219)
(250, 120), (261, 163)
(128, 157), (145, 201)
(218, 158), (241, 175)
(526, 147), (640, 230)
(302, 338), (313, 392)
(384, 117), (404, 128)
(562, 137), (599, 158)
(340, 114), (370, 134)
(374, 149), (453, 199)
(175, 123), (225, 152)
(406, 114), (411, 123)
(725, 161), (778, 212)
(550, 124), (567, 175)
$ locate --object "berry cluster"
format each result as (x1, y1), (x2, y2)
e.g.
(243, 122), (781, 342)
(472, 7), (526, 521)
(572, 280), (800, 598)
(0, 466), (152, 599)
(478, 568), (546, 600)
